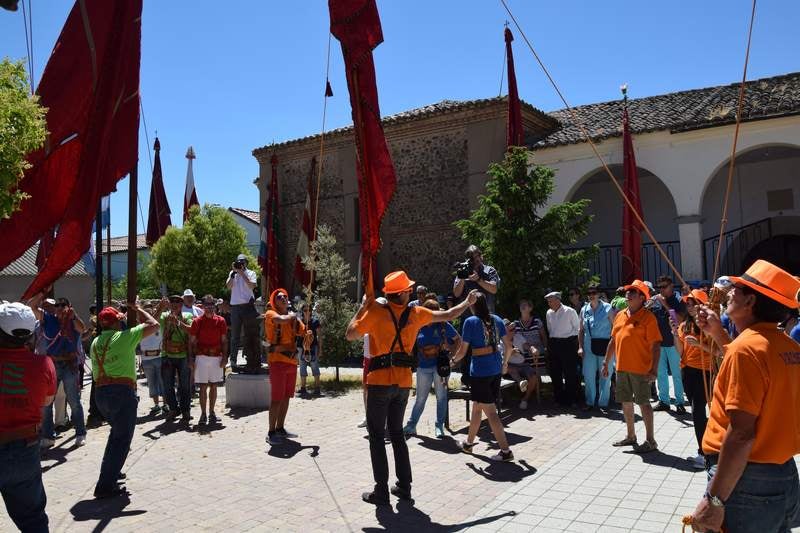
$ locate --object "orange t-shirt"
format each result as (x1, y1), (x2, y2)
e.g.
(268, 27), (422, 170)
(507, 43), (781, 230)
(352, 301), (434, 388)
(702, 323), (800, 464)
(264, 310), (306, 366)
(677, 324), (710, 371)
(611, 307), (662, 375)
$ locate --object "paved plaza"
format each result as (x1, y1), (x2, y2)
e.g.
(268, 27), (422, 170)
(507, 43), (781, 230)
(0, 370), (754, 532)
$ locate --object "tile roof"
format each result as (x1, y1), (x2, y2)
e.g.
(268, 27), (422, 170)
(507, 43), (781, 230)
(102, 234), (148, 254)
(0, 243), (90, 277)
(228, 207), (260, 225)
(253, 96), (559, 154)
(536, 72), (800, 148)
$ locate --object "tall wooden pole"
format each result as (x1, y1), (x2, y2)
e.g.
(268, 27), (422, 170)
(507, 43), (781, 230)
(106, 204), (112, 302)
(95, 197), (104, 320)
(127, 166), (138, 324)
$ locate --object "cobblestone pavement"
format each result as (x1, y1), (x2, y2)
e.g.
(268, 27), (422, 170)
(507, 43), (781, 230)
(0, 371), (766, 533)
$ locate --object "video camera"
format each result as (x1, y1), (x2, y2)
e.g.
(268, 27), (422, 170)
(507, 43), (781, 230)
(453, 256), (475, 280)
(232, 259), (245, 271)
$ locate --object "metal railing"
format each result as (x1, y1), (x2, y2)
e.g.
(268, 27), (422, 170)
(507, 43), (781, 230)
(567, 241), (682, 289)
(703, 218), (772, 280)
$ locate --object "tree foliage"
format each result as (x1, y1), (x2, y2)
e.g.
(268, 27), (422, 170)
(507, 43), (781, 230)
(149, 205), (259, 298)
(302, 225), (361, 378)
(455, 146), (597, 316)
(0, 59), (47, 219)
(112, 254), (161, 301)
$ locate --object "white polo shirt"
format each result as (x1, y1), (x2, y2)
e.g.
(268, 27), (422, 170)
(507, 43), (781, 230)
(229, 268), (257, 305)
(546, 304), (580, 339)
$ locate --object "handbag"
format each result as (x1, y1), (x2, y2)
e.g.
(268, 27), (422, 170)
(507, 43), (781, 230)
(436, 323), (452, 378)
(584, 305), (610, 355)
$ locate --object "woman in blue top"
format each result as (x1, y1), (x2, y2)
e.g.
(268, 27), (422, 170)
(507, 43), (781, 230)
(403, 299), (461, 438)
(578, 285), (615, 412)
(451, 293), (514, 462)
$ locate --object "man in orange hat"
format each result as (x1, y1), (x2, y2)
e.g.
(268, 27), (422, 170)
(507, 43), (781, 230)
(346, 270), (478, 505)
(602, 279), (662, 453)
(690, 260), (800, 533)
(264, 288), (311, 445)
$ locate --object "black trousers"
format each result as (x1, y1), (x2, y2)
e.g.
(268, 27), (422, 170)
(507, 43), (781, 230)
(366, 385), (412, 494)
(548, 336), (579, 406)
(682, 367), (710, 454)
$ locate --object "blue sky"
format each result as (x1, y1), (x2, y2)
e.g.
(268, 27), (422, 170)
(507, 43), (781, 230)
(1, 1), (797, 236)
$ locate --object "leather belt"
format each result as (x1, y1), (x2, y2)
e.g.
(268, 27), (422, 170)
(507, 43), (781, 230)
(472, 346), (497, 356)
(369, 352), (415, 372)
(0, 424), (40, 445)
(49, 352), (77, 362)
(268, 345), (295, 357)
(143, 350), (160, 356)
(96, 376), (137, 390)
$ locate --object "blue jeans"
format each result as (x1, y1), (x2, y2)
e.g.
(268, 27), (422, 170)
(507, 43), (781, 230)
(0, 440), (48, 532)
(94, 384), (138, 493)
(582, 350), (613, 407)
(161, 356), (190, 414)
(141, 358), (162, 398)
(407, 365), (447, 427)
(657, 345), (684, 406)
(41, 360), (86, 438)
(707, 459), (800, 532)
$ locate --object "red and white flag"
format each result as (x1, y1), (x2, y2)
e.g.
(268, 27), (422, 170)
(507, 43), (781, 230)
(294, 157), (318, 288)
(183, 146), (199, 222)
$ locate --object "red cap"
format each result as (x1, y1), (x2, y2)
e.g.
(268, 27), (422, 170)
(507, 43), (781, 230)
(98, 306), (125, 326)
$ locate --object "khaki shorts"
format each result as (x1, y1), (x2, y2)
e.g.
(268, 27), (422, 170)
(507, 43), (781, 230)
(616, 371), (651, 405)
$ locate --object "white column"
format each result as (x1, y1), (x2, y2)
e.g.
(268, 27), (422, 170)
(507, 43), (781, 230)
(677, 217), (704, 281)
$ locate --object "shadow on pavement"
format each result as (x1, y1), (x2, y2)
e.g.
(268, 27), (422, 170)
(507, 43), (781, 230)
(465, 457), (537, 483)
(140, 418), (190, 441)
(414, 435), (460, 455)
(623, 448), (703, 472)
(267, 439), (320, 459)
(40, 435), (78, 473)
(365, 501), (516, 532)
(70, 495), (146, 533)
(225, 407), (266, 420)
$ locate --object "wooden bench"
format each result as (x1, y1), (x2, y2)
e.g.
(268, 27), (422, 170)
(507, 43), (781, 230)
(446, 378), (516, 428)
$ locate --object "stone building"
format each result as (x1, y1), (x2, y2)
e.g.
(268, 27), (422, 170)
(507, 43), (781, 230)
(254, 71), (800, 295)
(252, 98), (557, 296)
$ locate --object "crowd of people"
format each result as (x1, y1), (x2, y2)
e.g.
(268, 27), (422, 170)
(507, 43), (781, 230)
(1, 244), (799, 532)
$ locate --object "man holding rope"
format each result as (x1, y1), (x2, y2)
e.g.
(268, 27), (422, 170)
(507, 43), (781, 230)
(689, 260), (800, 532)
(346, 271), (477, 506)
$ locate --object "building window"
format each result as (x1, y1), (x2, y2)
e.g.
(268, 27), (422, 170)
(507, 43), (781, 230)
(353, 197), (360, 242)
(767, 189), (794, 212)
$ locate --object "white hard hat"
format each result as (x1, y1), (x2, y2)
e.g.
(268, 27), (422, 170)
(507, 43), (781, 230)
(0, 302), (37, 338)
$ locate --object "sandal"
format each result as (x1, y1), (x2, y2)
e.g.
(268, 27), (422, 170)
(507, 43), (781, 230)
(612, 437), (637, 447)
(634, 440), (658, 454)
(459, 441), (476, 454)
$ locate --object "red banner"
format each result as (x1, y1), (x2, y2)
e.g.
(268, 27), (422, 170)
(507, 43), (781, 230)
(621, 105), (643, 284)
(294, 157), (317, 288)
(146, 137), (172, 246)
(505, 27), (524, 148)
(0, 0), (142, 299)
(329, 0), (397, 295)
(259, 155), (282, 294)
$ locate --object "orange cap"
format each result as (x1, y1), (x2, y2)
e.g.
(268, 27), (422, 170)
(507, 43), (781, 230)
(623, 279), (650, 300)
(682, 289), (709, 304)
(382, 271), (415, 294)
(728, 260), (800, 309)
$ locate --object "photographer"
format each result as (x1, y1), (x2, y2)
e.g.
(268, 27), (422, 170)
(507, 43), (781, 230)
(225, 253), (260, 372)
(453, 245), (499, 314)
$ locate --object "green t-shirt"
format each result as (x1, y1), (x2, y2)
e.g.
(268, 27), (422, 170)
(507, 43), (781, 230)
(159, 311), (193, 358)
(610, 295), (628, 311)
(90, 324), (146, 382)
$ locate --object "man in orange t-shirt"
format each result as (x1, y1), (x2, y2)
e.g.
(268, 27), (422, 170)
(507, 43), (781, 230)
(345, 271), (477, 505)
(264, 288), (310, 445)
(602, 280), (662, 453)
(690, 260), (800, 533)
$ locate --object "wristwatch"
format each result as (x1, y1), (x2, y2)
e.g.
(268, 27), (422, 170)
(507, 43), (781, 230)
(704, 491), (725, 507)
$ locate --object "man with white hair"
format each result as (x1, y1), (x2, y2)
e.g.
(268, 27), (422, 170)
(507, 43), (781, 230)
(545, 291), (581, 407)
(0, 301), (56, 530)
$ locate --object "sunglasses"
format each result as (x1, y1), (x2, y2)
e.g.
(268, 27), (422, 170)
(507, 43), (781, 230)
(275, 294), (288, 300)
(55, 303), (68, 308)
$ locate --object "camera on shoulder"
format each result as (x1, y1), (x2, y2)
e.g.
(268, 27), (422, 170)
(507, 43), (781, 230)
(453, 256), (475, 280)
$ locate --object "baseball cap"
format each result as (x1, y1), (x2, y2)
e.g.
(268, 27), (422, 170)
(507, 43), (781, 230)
(236, 253), (247, 261)
(0, 302), (36, 338)
(544, 291), (561, 300)
(183, 289), (195, 297)
(623, 280), (651, 299)
(98, 306), (125, 326)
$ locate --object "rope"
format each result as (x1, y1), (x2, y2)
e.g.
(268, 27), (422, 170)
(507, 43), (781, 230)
(498, 0), (686, 287)
(20, 0), (34, 93)
(710, 0), (757, 284)
(306, 32), (334, 302)
(498, 30), (506, 96)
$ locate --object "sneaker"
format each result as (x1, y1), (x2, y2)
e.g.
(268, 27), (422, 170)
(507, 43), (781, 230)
(519, 400), (528, 410)
(198, 414), (207, 426)
(459, 440), (476, 454)
(434, 424), (445, 439)
(689, 453), (705, 470)
(149, 405), (161, 415)
(276, 428), (298, 439)
(653, 402), (671, 412)
(181, 412), (192, 422)
(676, 405), (687, 415)
(208, 412), (218, 424)
(93, 486), (128, 499)
(40, 438), (55, 449)
(390, 483), (414, 503)
(75, 435), (87, 447)
(313, 388), (322, 397)
(490, 449), (515, 462)
(361, 490), (390, 506)
(298, 387), (308, 396)
(402, 423), (417, 436)
(357, 418), (368, 428)
(266, 431), (282, 445)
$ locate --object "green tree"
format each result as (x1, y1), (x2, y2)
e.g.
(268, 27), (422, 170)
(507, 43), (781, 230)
(112, 253), (161, 301)
(149, 205), (259, 298)
(0, 58), (47, 219)
(455, 146), (597, 316)
(302, 225), (361, 381)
